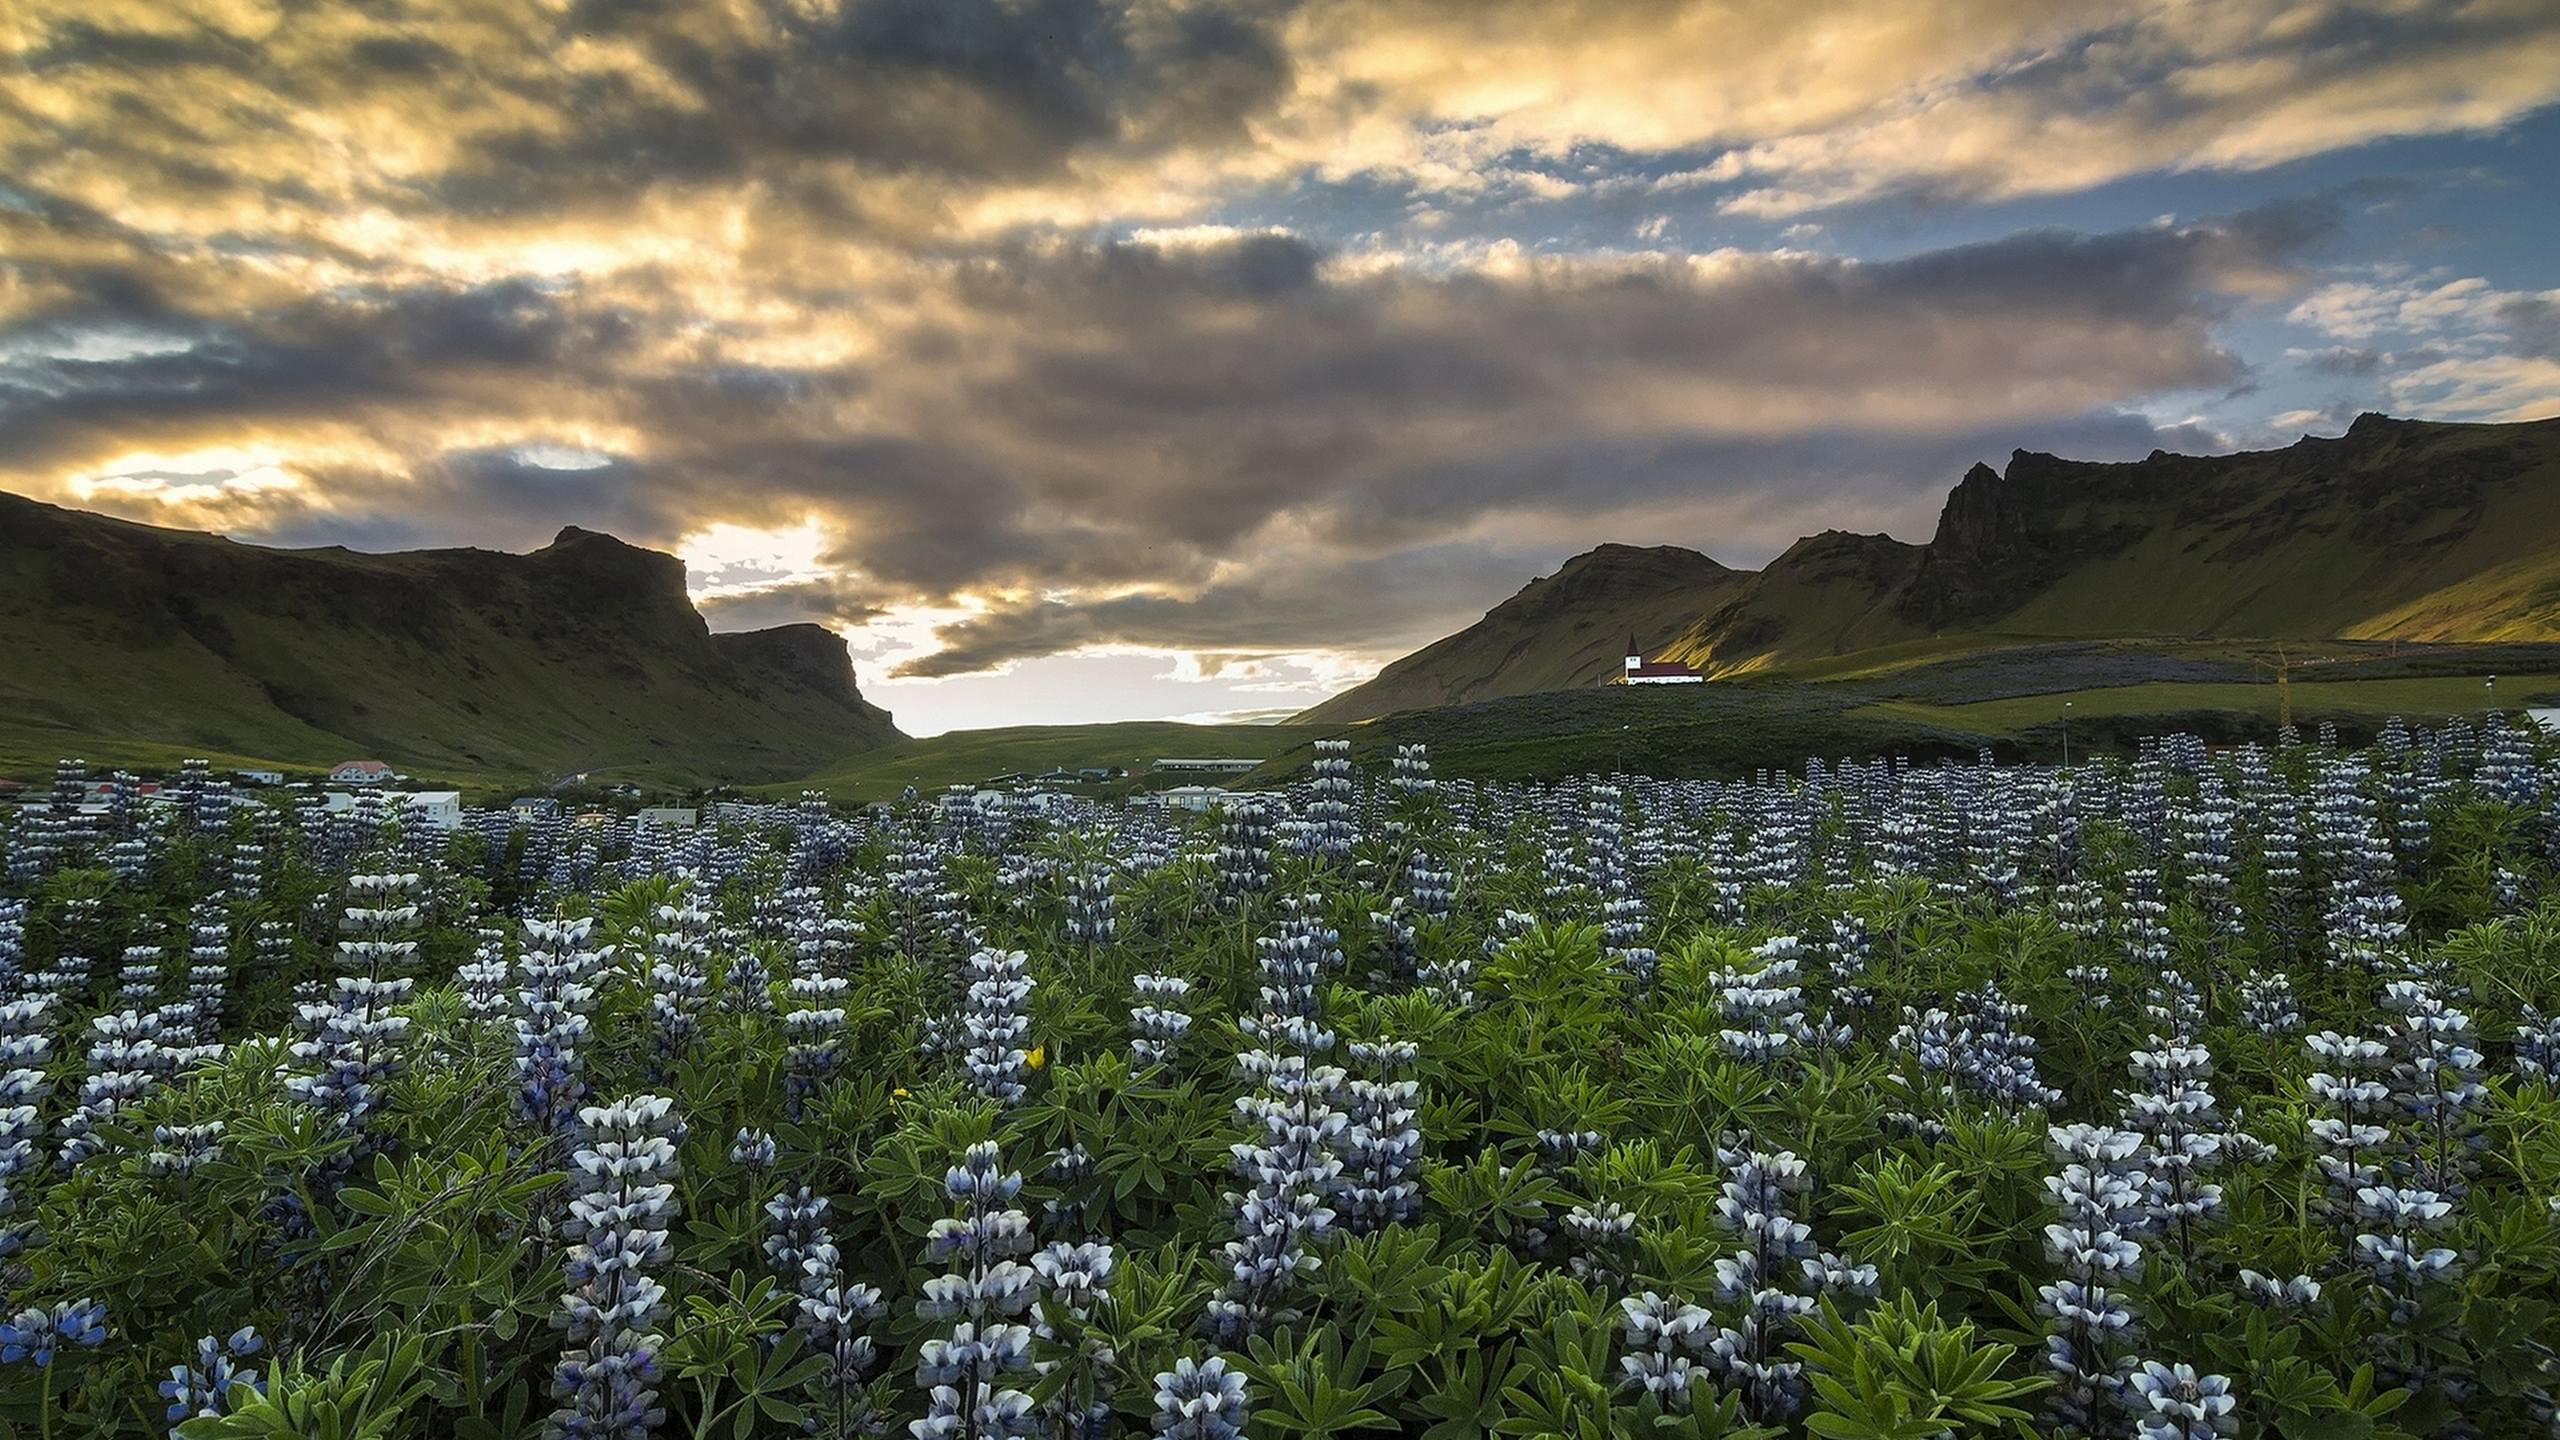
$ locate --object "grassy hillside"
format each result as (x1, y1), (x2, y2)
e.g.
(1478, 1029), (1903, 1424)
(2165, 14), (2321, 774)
(1867, 670), (2560, 734)
(1306, 413), (2560, 722)
(1664, 530), (1927, 675)
(785, 721), (1321, 801)
(1249, 643), (2558, 787)
(1262, 683), (1998, 786)
(0, 492), (901, 787)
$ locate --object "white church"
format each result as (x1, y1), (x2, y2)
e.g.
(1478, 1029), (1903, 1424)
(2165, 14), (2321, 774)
(1623, 637), (1703, 685)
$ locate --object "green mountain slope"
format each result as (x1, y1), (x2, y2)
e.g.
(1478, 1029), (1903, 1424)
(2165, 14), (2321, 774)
(0, 492), (901, 784)
(1294, 544), (1744, 724)
(1305, 413), (2560, 721)
(1663, 529), (1929, 674)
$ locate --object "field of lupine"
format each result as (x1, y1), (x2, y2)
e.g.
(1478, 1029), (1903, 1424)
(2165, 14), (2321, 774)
(4, 723), (2560, 1440)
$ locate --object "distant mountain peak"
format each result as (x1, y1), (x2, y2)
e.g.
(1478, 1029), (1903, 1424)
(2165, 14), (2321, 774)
(1302, 413), (2560, 723)
(1566, 541), (1726, 565)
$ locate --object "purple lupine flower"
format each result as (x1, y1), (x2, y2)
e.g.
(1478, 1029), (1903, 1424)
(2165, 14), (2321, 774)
(551, 1095), (681, 1439)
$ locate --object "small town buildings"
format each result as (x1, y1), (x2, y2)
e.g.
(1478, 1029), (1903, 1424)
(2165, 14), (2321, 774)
(1151, 757), (1260, 773)
(1153, 785), (1233, 812)
(983, 790), (1067, 814)
(509, 796), (561, 818)
(967, 789), (1063, 814)
(235, 769), (286, 787)
(331, 759), (395, 785)
(635, 806), (698, 832)
(1622, 639), (1703, 686)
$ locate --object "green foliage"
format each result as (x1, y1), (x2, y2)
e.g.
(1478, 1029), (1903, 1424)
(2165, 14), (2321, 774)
(11, 731), (2560, 1439)
(177, 1334), (435, 1440)
(1788, 1295), (2046, 1439)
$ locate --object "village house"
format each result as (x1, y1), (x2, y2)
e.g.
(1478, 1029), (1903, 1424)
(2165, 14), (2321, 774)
(402, 791), (464, 831)
(322, 789), (461, 830)
(330, 759), (395, 785)
(635, 806), (699, 832)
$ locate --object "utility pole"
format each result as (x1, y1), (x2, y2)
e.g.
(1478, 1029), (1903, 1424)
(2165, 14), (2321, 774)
(2255, 644), (2293, 731)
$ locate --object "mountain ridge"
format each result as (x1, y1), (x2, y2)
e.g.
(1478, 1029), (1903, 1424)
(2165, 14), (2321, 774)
(1303, 413), (2560, 722)
(0, 491), (901, 783)
(1293, 542), (1745, 725)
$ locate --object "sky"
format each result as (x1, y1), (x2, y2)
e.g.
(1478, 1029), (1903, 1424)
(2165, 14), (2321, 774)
(5, 2), (2560, 736)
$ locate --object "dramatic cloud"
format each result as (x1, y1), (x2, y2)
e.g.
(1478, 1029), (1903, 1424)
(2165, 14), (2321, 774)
(1654, 0), (2560, 216)
(2, 1), (2555, 727)
(1, 212), (2309, 668)
(2286, 270), (2560, 421)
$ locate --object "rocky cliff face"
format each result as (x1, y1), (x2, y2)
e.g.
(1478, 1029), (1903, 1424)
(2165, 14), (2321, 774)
(712, 622), (896, 715)
(0, 492), (901, 780)
(1897, 455), (2131, 630)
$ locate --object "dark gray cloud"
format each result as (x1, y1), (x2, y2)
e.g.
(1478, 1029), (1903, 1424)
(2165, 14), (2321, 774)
(0, 279), (640, 470)
(425, 0), (1296, 218)
(2300, 346), (2391, 378)
(2501, 295), (2560, 359)
(696, 576), (893, 631)
(891, 540), (1531, 676)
